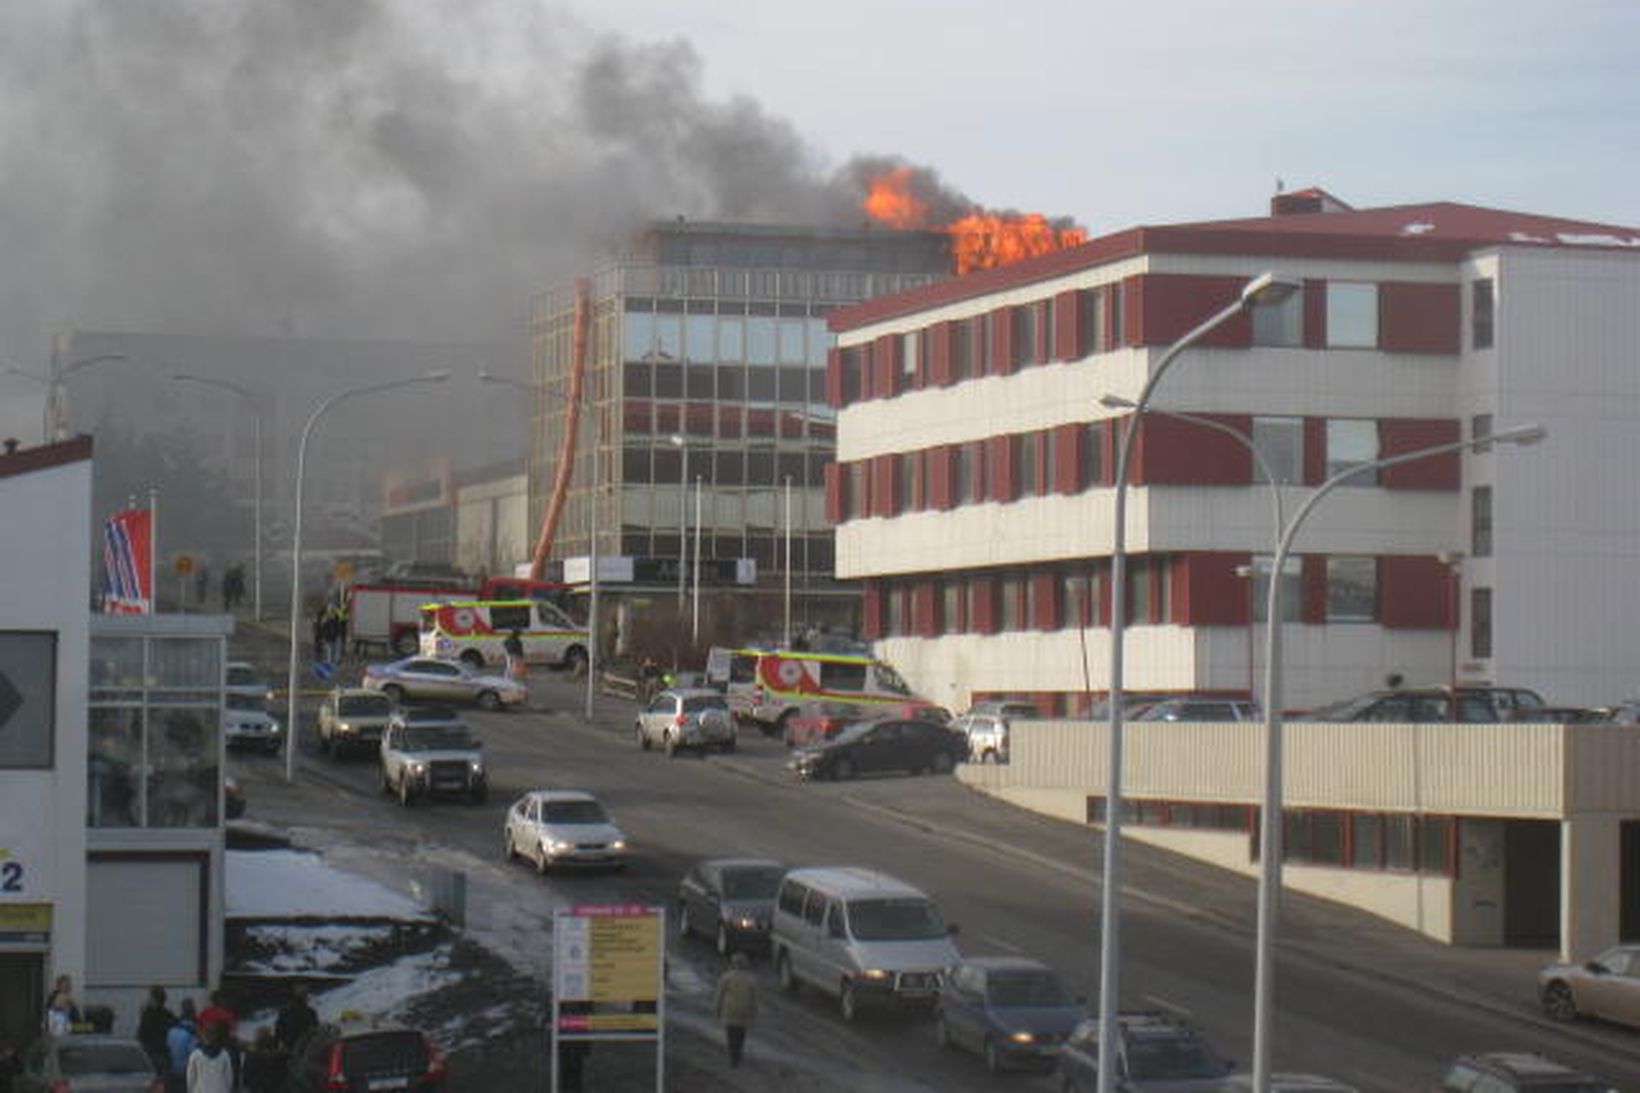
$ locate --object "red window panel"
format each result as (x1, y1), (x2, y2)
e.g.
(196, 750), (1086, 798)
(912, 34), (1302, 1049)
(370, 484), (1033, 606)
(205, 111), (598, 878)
(925, 445), (952, 510)
(1300, 555), (1327, 624)
(862, 581), (884, 639)
(779, 409), (805, 439)
(990, 307), (1017, 376)
(1303, 418), (1327, 486)
(746, 408), (776, 437)
(1380, 282), (1460, 355)
(970, 577), (998, 634)
(1379, 555), (1451, 629)
(1052, 423), (1083, 494)
(909, 450), (926, 511)
(872, 455), (898, 517)
(717, 404), (742, 438)
(850, 461), (871, 518)
(1174, 552), (1252, 626)
(1380, 419), (1461, 490)
(912, 582), (938, 637)
(824, 461), (848, 522)
(825, 348), (844, 408)
(872, 334), (901, 399)
(1053, 290), (1084, 360)
(1128, 274), (1253, 348)
(1030, 572), (1060, 630)
(969, 441), (989, 504)
(929, 321), (955, 386)
(1096, 560), (1112, 625)
(655, 402), (681, 434)
(987, 434), (1018, 503)
(1131, 412), (1253, 485)
(623, 398), (652, 433)
(1303, 279), (1328, 349)
(685, 402), (714, 435)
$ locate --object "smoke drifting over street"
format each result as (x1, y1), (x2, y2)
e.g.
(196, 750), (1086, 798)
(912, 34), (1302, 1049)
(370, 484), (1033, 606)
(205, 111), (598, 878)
(0, 0), (969, 361)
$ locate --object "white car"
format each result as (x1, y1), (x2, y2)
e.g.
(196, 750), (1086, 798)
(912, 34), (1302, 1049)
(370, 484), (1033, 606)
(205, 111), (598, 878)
(223, 692), (284, 755)
(503, 790), (628, 872)
(634, 688), (736, 756)
(226, 660), (275, 703)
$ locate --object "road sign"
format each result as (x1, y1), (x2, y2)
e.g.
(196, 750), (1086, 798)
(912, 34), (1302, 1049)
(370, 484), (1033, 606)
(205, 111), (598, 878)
(312, 661), (336, 682)
(173, 553), (196, 576)
(0, 632), (54, 768)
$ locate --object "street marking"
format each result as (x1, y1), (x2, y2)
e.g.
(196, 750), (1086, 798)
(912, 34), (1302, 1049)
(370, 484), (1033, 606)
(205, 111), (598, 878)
(979, 934), (1024, 954)
(1141, 994), (1193, 1020)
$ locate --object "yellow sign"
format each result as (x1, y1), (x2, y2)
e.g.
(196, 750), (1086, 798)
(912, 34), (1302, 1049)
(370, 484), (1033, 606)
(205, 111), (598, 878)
(587, 915), (661, 1002)
(582, 1013), (658, 1032)
(331, 560), (355, 582)
(0, 903), (52, 940)
(173, 553), (196, 576)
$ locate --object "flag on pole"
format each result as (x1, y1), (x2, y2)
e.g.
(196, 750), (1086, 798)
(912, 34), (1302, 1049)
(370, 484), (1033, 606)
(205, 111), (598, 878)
(103, 508), (153, 613)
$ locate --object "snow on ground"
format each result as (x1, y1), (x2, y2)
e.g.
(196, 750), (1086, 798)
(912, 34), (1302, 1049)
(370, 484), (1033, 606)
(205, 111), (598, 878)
(236, 922), (409, 974)
(228, 848), (432, 919)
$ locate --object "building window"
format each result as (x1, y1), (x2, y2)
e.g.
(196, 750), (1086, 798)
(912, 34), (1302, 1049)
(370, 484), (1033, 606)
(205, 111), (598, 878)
(1325, 556), (1377, 622)
(1018, 435), (1038, 496)
(898, 453), (916, 512)
(1083, 423), (1106, 487)
(941, 581), (964, 633)
(1326, 419), (1379, 484)
(902, 331), (919, 381)
(953, 445), (972, 504)
(1249, 555), (1302, 622)
(1109, 282), (1125, 347)
(1014, 304), (1037, 365)
(952, 320), (975, 380)
(1471, 587), (1493, 659)
(1472, 486), (1493, 557)
(887, 584), (907, 635)
(1351, 813), (1384, 867)
(1040, 431), (1056, 496)
(1471, 278), (1494, 350)
(1128, 558), (1154, 623)
(1041, 300), (1057, 362)
(1471, 413), (1493, 455)
(1080, 288), (1106, 355)
(1251, 416), (1303, 485)
(1001, 576), (1027, 631)
(1326, 282), (1378, 348)
(1251, 291), (1302, 347)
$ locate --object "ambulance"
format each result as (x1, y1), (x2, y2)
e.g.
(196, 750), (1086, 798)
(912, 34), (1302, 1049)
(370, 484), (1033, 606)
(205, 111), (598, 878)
(705, 645), (924, 736)
(419, 599), (589, 673)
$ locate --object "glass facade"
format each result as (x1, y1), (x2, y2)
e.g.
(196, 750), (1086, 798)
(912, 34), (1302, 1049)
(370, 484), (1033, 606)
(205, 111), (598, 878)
(88, 633), (222, 829)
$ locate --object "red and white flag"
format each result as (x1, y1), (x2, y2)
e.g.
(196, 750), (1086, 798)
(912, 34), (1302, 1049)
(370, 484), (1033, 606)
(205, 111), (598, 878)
(102, 508), (153, 613)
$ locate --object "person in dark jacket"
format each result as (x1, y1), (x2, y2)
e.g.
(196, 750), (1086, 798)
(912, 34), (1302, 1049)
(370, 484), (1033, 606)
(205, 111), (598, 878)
(165, 1000), (199, 1093)
(241, 1027), (285, 1093)
(274, 984), (317, 1051)
(138, 985), (176, 1073)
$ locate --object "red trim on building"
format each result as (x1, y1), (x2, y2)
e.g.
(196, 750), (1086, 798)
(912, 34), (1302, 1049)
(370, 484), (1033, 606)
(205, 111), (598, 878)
(1379, 555), (1451, 629)
(1303, 418), (1327, 486)
(1052, 423), (1083, 494)
(0, 435), (93, 479)
(1176, 552), (1253, 626)
(1053, 290), (1083, 360)
(929, 322), (955, 387)
(987, 435), (1017, 503)
(825, 348), (843, 408)
(1303, 279), (1328, 349)
(1030, 572), (1059, 630)
(1131, 274), (1254, 348)
(1380, 282), (1461, 354)
(1300, 555), (1327, 623)
(862, 581), (884, 639)
(990, 307), (1017, 376)
(1132, 412), (1253, 485)
(871, 455), (897, 517)
(927, 445), (955, 511)
(971, 577), (999, 634)
(1380, 418), (1462, 489)
(912, 581), (937, 637)
(823, 461), (846, 523)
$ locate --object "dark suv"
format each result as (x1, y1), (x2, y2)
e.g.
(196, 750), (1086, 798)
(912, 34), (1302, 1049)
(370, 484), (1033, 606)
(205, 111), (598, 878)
(286, 1026), (447, 1092)
(1437, 1051), (1617, 1092)
(1307, 686), (1546, 723)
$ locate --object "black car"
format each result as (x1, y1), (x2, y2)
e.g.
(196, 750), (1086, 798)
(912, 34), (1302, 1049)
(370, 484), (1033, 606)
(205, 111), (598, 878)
(286, 1025), (447, 1092)
(789, 718), (968, 781)
(677, 856), (787, 955)
(1437, 1052), (1617, 1093)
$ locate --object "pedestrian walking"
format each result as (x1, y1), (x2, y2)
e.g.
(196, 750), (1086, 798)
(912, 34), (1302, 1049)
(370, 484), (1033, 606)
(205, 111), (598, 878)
(165, 1000), (199, 1091)
(712, 952), (759, 1068)
(186, 1020), (237, 1093)
(43, 973), (79, 1036)
(503, 630), (526, 683)
(138, 985), (176, 1074)
(274, 983), (317, 1051)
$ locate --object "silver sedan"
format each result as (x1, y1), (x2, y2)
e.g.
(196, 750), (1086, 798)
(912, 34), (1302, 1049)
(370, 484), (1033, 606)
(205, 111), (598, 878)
(635, 688), (736, 756)
(1540, 943), (1640, 1028)
(361, 656), (526, 711)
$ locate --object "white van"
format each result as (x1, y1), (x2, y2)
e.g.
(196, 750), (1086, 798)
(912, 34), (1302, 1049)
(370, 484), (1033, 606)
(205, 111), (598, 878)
(770, 867), (960, 1021)
(419, 599), (589, 673)
(705, 646), (924, 736)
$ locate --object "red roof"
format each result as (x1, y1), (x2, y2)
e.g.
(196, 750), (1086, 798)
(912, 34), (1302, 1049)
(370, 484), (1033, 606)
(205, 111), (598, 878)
(831, 199), (1640, 332)
(0, 435), (93, 481)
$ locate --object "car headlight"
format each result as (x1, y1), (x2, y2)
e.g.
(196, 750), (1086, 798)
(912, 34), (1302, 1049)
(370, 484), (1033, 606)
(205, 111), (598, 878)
(733, 915), (758, 930)
(337, 721), (353, 733)
(407, 761), (426, 775)
(547, 839), (574, 853)
(860, 969), (890, 980)
(469, 760), (484, 773)
(1009, 1031), (1036, 1044)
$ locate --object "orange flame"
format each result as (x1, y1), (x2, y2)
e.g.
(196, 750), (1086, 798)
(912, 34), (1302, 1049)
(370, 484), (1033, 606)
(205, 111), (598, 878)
(863, 166), (927, 229)
(860, 168), (1087, 275)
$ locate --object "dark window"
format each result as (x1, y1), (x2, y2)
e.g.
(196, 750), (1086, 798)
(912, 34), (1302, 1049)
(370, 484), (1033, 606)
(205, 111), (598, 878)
(1082, 423), (1105, 487)
(1418, 816), (1453, 873)
(1384, 815), (1416, 870)
(653, 363), (684, 399)
(1471, 278), (1495, 350)
(621, 448), (651, 484)
(941, 581), (964, 633)
(1108, 282), (1124, 346)
(952, 321), (974, 380)
(747, 368), (776, 402)
(1471, 413), (1493, 455)
(624, 362), (652, 396)
(1471, 587), (1493, 659)
(714, 450), (744, 486)
(686, 364), (714, 399)
(1014, 304), (1037, 365)
(1018, 435), (1038, 496)
(1351, 813), (1384, 869)
(490, 605), (531, 631)
(1325, 556), (1377, 623)
(778, 367), (807, 403)
(1472, 486), (1493, 558)
(825, 661), (867, 692)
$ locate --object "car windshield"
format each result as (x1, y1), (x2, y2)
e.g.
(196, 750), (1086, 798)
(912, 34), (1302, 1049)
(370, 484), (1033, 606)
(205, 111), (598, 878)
(402, 725), (474, 750)
(542, 799), (608, 824)
(340, 695), (392, 716)
(721, 865), (784, 900)
(847, 897), (945, 940)
(831, 721), (876, 744)
(875, 663), (911, 695)
(682, 696), (728, 713)
(225, 693), (264, 711)
(226, 666), (258, 685)
(1126, 1035), (1227, 1080)
(59, 1042), (153, 1074)
(987, 969), (1070, 1007)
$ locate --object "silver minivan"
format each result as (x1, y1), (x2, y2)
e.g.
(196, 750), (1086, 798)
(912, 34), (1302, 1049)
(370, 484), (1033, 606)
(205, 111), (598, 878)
(770, 866), (960, 1021)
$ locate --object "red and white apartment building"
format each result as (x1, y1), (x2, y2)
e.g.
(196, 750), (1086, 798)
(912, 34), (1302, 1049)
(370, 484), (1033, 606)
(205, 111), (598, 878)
(824, 190), (1640, 951)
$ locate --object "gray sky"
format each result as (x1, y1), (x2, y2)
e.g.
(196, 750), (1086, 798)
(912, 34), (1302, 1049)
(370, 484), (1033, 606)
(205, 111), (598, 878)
(3, 0), (1635, 444)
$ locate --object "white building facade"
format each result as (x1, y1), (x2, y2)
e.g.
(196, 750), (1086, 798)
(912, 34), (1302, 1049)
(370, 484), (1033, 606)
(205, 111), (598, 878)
(827, 191), (1640, 714)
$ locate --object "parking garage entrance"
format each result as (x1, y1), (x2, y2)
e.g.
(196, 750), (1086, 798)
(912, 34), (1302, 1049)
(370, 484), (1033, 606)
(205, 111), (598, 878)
(1622, 820), (1640, 942)
(1503, 819), (1559, 947)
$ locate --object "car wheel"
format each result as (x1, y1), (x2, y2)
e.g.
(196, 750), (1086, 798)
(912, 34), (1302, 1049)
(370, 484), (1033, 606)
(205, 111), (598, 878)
(477, 690), (501, 712)
(665, 733), (680, 759)
(772, 709), (794, 741)
(839, 980), (860, 1022)
(637, 726), (651, 752)
(932, 751), (955, 775)
(1543, 980), (1580, 1021)
(715, 922), (732, 957)
(776, 951), (799, 994)
(397, 775), (414, 807)
(933, 1014), (952, 1049)
(382, 684), (405, 704)
(832, 756), (855, 781)
(984, 1036), (1005, 1073)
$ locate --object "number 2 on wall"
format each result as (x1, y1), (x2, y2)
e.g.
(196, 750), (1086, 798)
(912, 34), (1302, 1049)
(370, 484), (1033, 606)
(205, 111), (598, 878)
(0, 861), (22, 892)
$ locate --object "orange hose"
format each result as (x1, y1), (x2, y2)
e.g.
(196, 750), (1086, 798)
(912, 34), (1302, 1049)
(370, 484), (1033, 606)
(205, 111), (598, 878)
(530, 277), (590, 578)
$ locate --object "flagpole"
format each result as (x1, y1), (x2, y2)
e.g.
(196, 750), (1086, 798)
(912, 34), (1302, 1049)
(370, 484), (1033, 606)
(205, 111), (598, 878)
(148, 488), (158, 615)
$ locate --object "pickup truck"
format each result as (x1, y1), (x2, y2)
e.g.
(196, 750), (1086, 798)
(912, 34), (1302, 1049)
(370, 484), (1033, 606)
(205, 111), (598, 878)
(379, 712), (487, 806)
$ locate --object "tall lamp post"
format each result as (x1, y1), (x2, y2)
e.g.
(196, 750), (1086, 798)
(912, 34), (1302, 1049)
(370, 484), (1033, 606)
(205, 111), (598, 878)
(1094, 271), (1300, 1093)
(668, 434), (688, 607)
(284, 372), (452, 783)
(5, 351), (127, 443)
(172, 374), (265, 621)
(479, 372), (601, 721)
(1248, 422), (1544, 1091)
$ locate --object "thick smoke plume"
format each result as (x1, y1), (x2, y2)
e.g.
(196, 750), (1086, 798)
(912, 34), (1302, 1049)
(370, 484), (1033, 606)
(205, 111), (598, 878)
(0, 0), (970, 359)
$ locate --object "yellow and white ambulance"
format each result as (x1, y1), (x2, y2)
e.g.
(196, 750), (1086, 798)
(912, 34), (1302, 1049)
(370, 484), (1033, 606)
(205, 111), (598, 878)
(420, 599), (589, 673)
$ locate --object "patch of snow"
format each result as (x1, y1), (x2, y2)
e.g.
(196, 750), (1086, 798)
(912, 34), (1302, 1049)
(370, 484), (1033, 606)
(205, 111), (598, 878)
(312, 943), (463, 1029)
(236, 923), (407, 974)
(1509, 231), (1551, 244)
(1557, 232), (1640, 248)
(228, 849), (431, 920)
(1400, 222), (1435, 235)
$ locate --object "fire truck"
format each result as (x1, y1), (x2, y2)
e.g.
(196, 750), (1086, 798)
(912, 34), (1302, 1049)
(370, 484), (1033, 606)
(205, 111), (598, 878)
(347, 575), (570, 656)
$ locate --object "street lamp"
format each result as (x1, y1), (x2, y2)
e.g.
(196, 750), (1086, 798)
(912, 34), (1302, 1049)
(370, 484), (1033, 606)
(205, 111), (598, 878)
(172, 374), (265, 621)
(669, 434), (688, 607)
(480, 372), (602, 722)
(5, 351), (127, 442)
(1248, 421), (1545, 1091)
(1094, 272), (1300, 1093)
(284, 371), (452, 783)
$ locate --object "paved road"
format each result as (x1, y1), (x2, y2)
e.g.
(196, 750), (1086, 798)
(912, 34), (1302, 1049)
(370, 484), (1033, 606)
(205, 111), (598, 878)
(232, 668), (1640, 1091)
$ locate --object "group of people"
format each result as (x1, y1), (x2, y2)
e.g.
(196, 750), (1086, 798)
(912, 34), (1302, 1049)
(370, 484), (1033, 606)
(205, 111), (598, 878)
(131, 983), (317, 1093)
(311, 601), (349, 664)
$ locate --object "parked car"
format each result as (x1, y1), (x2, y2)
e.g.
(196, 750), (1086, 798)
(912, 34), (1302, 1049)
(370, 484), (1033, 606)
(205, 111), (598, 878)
(13, 1034), (161, 1093)
(789, 718), (968, 781)
(677, 856), (787, 955)
(1436, 1052), (1618, 1093)
(966, 700), (1042, 721)
(782, 699), (950, 747)
(771, 866), (960, 1020)
(934, 955), (1084, 1073)
(503, 789), (628, 871)
(284, 1024), (447, 1092)
(226, 659), (275, 703)
(951, 712), (1012, 764)
(318, 687), (394, 756)
(379, 714), (487, 806)
(1057, 1012), (1234, 1092)
(361, 655), (526, 710)
(1538, 943), (1640, 1029)
(223, 692), (284, 755)
(1133, 696), (1260, 722)
(1306, 685), (1547, 723)
(1218, 1075), (1360, 1092)
(635, 688), (737, 756)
